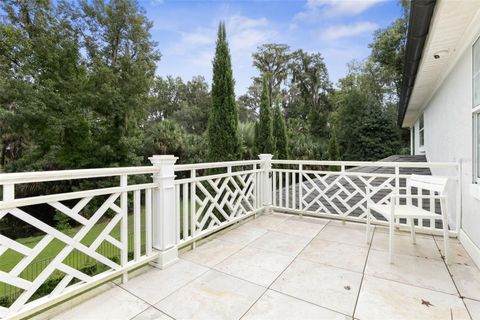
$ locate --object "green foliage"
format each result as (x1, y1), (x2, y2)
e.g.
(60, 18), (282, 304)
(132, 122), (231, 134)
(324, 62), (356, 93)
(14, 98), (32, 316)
(328, 131), (339, 161)
(208, 22), (239, 161)
(369, 7), (408, 97)
(149, 76), (211, 134)
(256, 77), (274, 154)
(286, 119), (323, 160)
(332, 76), (401, 161)
(252, 44), (291, 104)
(0, 296), (10, 308)
(238, 122), (256, 160)
(0, 0), (159, 171)
(290, 50), (331, 140)
(143, 120), (186, 158)
(237, 82), (261, 122)
(273, 101), (288, 159)
(53, 212), (70, 231)
(0, 0), (408, 173)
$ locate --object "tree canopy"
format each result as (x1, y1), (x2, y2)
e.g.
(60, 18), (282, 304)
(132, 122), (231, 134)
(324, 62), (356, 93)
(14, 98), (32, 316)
(0, 0), (410, 172)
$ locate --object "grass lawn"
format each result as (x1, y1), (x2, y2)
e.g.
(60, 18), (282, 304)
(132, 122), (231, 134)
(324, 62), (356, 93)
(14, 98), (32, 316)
(0, 198), (198, 301)
(1, 213), (146, 272)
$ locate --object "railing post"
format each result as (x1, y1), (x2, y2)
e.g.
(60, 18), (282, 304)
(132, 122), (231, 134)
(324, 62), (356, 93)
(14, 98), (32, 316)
(149, 155), (179, 269)
(258, 154), (273, 214)
(120, 174), (128, 283)
(3, 183), (14, 201)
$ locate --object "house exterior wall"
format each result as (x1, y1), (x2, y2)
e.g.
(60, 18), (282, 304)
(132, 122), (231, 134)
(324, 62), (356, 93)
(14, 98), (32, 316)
(411, 39), (480, 264)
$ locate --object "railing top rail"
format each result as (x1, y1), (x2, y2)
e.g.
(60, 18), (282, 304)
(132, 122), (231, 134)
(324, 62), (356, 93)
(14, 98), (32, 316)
(174, 160), (262, 172)
(0, 166), (159, 185)
(271, 159), (459, 168)
(0, 182), (157, 210)
(0, 159), (459, 186)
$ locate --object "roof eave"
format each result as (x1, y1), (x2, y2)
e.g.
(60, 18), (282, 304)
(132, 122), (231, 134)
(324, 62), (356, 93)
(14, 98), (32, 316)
(397, 0), (436, 127)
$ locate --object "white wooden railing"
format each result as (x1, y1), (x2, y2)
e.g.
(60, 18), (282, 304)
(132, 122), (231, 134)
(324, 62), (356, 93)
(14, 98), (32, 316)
(270, 160), (460, 234)
(0, 154), (460, 319)
(0, 165), (160, 319)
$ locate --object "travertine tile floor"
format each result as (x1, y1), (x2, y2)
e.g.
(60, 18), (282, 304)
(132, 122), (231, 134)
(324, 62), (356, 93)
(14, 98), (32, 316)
(39, 212), (480, 320)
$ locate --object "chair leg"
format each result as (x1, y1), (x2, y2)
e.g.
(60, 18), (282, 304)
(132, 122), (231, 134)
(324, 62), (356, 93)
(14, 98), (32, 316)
(389, 217), (395, 264)
(366, 207), (371, 243)
(410, 218), (416, 244)
(443, 219), (449, 265)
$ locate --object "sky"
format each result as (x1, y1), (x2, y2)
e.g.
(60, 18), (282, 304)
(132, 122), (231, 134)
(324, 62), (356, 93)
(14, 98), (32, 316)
(140, 0), (403, 95)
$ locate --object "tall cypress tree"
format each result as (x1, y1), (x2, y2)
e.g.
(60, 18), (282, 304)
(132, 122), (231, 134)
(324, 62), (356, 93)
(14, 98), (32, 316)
(208, 22), (239, 161)
(273, 99), (288, 159)
(257, 76), (274, 154)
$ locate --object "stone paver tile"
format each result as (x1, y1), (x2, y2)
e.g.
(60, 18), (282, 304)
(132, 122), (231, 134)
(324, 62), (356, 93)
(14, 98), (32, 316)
(180, 238), (244, 267)
(131, 307), (173, 320)
(245, 213), (290, 229)
(464, 298), (480, 320)
(434, 237), (476, 267)
(216, 225), (268, 246)
(248, 231), (310, 256)
(365, 249), (457, 294)
(242, 289), (349, 320)
(268, 216), (327, 239)
(215, 246), (294, 287)
(355, 275), (470, 320)
(371, 230), (442, 260)
(314, 225), (371, 248)
(155, 270), (265, 320)
(52, 285), (149, 320)
(449, 263), (480, 300)
(121, 259), (208, 304)
(271, 259), (362, 316)
(376, 225), (433, 239)
(299, 238), (368, 273)
(328, 220), (371, 231)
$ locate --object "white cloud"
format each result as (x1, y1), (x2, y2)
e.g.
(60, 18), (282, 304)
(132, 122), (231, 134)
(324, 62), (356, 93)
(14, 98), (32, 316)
(180, 29), (214, 46)
(159, 14), (277, 94)
(320, 21), (379, 40)
(168, 14), (275, 55)
(188, 50), (214, 67)
(295, 0), (384, 21)
(310, 0), (383, 15)
(225, 15), (276, 52)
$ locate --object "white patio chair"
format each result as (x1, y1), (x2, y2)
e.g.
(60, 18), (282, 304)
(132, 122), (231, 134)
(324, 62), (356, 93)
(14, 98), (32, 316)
(365, 174), (450, 264)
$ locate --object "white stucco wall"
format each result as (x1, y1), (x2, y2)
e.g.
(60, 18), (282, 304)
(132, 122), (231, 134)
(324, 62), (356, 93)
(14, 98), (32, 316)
(413, 45), (480, 257)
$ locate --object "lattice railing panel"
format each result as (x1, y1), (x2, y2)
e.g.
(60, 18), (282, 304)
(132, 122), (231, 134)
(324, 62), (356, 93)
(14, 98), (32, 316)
(175, 170), (258, 244)
(0, 183), (155, 318)
(300, 173), (397, 219)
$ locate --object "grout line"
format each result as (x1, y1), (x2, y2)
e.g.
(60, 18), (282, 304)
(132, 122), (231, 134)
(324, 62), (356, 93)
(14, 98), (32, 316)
(150, 304), (177, 320)
(432, 235), (474, 320)
(238, 220), (332, 319)
(354, 234), (465, 297)
(363, 269), (460, 296)
(267, 287), (353, 318)
(120, 261), (211, 310)
(128, 305), (175, 320)
(352, 224), (375, 318)
(295, 256), (365, 275)
(144, 215), (316, 320)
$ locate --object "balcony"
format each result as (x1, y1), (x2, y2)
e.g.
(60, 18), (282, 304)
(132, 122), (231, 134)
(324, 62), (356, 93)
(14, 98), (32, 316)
(0, 155), (479, 319)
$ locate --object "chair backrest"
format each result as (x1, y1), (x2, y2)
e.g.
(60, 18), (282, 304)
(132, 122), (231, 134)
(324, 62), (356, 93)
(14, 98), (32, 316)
(407, 174), (449, 195)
